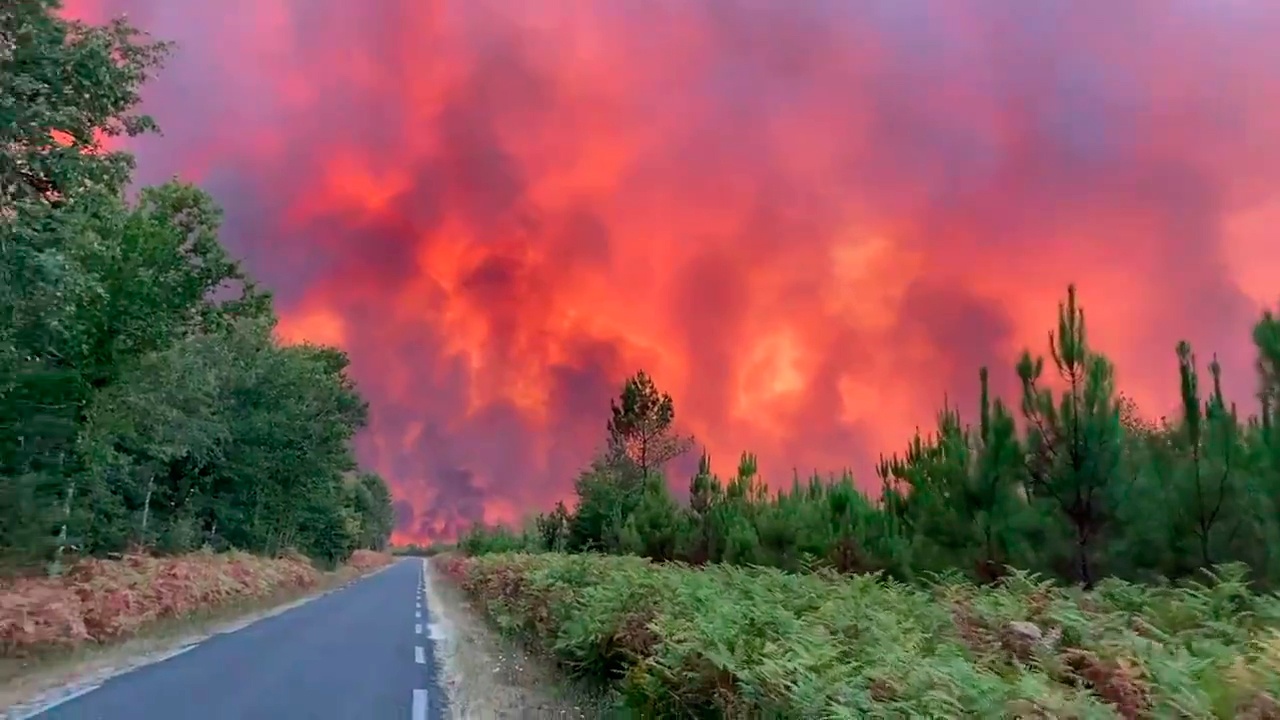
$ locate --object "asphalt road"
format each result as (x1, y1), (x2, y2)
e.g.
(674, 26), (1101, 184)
(26, 558), (444, 720)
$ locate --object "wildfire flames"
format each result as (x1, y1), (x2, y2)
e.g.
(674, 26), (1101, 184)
(61, 0), (1280, 541)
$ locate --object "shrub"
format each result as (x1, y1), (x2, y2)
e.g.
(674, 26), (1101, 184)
(446, 552), (1280, 719)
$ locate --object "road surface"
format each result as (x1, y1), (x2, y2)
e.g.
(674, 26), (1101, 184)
(25, 558), (444, 720)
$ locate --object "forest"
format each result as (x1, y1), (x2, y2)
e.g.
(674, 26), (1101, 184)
(461, 285), (1280, 590)
(13, 2), (1280, 714)
(442, 290), (1280, 716)
(0, 1), (394, 575)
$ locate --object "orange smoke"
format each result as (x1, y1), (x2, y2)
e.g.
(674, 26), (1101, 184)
(62, 0), (1280, 541)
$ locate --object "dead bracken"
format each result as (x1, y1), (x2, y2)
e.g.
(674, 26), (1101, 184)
(0, 550), (391, 657)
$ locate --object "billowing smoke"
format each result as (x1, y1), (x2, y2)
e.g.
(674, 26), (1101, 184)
(62, 0), (1280, 540)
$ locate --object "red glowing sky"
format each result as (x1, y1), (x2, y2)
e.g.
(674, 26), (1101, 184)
(61, 0), (1280, 541)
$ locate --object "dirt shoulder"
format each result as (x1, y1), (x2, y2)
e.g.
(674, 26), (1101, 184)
(0, 551), (394, 717)
(423, 556), (613, 719)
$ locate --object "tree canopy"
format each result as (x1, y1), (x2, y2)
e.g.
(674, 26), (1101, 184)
(1, 1), (394, 573)
(466, 286), (1280, 592)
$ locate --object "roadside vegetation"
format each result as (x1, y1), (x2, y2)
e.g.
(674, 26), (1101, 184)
(447, 282), (1280, 715)
(15, 2), (1280, 717)
(0, 0), (394, 657)
(392, 543), (446, 557)
(442, 552), (1280, 718)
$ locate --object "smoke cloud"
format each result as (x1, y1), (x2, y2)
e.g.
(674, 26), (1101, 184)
(62, 0), (1280, 540)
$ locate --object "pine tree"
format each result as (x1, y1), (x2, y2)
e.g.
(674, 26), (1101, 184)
(606, 370), (693, 478)
(1255, 309), (1280, 462)
(535, 501), (571, 552)
(1017, 285), (1125, 587)
(618, 475), (684, 561)
(1173, 342), (1240, 569)
(874, 369), (1028, 581)
(684, 452), (720, 564)
(970, 368), (1031, 580)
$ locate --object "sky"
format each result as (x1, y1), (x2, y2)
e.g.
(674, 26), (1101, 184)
(61, 0), (1280, 541)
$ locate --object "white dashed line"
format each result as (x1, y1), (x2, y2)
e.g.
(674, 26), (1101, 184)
(411, 561), (430, 720)
(412, 689), (428, 720)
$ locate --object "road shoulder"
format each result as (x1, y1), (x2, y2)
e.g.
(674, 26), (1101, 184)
(423, 557), (610, 719)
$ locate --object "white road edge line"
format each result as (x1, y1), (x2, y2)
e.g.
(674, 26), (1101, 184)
(8, 562), (407, 720)
(414, 645), (426, 664)
(143, 642), (200, 665)
(9, 683), (103, 720)
(9, 640), (200, 720)
(412, 689), (428, 720)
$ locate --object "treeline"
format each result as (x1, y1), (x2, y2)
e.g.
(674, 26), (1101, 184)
(465, 287), (1280, 589)
(0, 3), (393, 573)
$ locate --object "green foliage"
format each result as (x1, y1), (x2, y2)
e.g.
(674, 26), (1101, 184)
(535, 500), (571, 552)
(1, 0), (168, 211)
(566, 456), (646, 553)
(460, 552), (1280, 718)
(392, 543), (450, 557)
(617, 474), (686, 562)
(461, 284), (1280, 600)
(0, 4), (392, 572)
(1014, 285), (1126, 587)
(458, 523), (538, 556)
(606, 370), (693, 478)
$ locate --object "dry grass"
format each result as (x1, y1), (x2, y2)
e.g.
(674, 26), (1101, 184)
(0, 549), (394, 716)
(425, 555), (616, 719)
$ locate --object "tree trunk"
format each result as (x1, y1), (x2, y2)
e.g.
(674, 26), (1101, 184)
(1076, 524), (1093, 589)
(140, 473), (155, 539)
(55, 451), (73, 562)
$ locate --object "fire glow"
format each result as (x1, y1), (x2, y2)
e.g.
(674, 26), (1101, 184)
(61, 0), (1280, 541)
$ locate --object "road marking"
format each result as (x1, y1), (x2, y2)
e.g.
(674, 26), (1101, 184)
(10, 564), (407, 720)
(8, 641), (204, 719)
(147, 642), (200, 664)
(412, 689), (428, 720)
(414, 645), (426, 664)
(415, 622), (422, 634)
(8, 683), (103, 720)
(415, 609), (421, 619)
